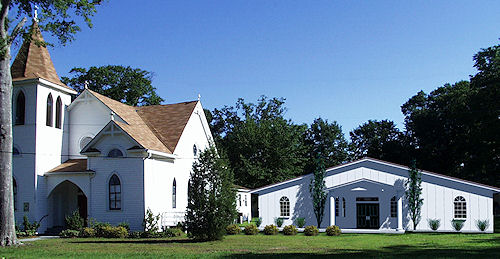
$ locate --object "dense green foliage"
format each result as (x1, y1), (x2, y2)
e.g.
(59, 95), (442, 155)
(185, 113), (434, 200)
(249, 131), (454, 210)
(282, 225), (298, 235)
(309, 156), (327, 227)
(325, 225), (341, 236)
(476, 220), (489, 232)
(303, 225), (319, 236)
(243, 224), (259, 235)
(61, 65), (164, 106)
(295, 217), (306, 228)
(64, 210), (84, 231)
(225, 224), (241, 235)
(185, 146), (237, 241)
(427, 219), (440, 231)
(263, 225), (278, 235)
(405, 161), (423, 231)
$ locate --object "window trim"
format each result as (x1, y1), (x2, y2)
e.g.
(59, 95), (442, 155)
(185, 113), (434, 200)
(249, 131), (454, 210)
(55, 96), (62, 129)
(46, 93), (53, 127)
(280, 196), (290, 217)
(108, 174), (122, 211)
(454, 196), (467, 219)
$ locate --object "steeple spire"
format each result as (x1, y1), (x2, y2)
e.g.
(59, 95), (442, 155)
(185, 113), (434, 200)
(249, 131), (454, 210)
(11, 18), (73, 92)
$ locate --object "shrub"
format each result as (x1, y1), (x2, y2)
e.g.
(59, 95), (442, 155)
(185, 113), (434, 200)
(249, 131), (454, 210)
(80, 227), (96, 238)
(243, 224), (259, 235)
(65, 210), (84, 231)
(283, 225), (298, 236)
(117, 222), (130, 232)
(226, 224), (241, 235)
(253, 217), (262, 227)
(162, 227), (183, 237)
(326, 225), (341, 236)
(274, 218), (284, 227)
(451, 220), (465, 231)
(129, 231), (142, 238)
(100, 226), (128, 238)
(263, 225), (278, 235)
(60, 229), (80, 238)
(22, 215), (40, 236)
(94, 222), (112, 237)
(304, 225), (319, 236)
(427, 219), (440, 231)
(295, 217), (306, 228)
(476, 219), (489, 232)
(176, 222), (186, 232)
(143, 208), (160, 234)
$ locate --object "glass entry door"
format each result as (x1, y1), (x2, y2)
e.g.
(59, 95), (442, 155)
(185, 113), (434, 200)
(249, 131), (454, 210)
(356, 203), (379, 229)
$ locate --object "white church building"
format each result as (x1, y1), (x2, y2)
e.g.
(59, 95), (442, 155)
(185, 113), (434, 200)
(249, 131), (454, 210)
(251, 158), (499, 233)
(11, 21), (215, 232)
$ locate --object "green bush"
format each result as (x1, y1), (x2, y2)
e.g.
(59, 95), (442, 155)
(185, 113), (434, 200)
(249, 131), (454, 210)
(295, 217), (306, 228)
(129, 231), (142, 238)
(143, 208), (160, 234)
(80, 227), (96, 238)
(253, 217), (262, 227)
(94, 222), (112, 237)
(427, 219), (440, 231)
(22, 215), (40, 236)
(117, 222), (130, 232)
(99, 226), (128, 238)
(226, 224), (241, 235)
(476, 219), (489, 232)
(60, 229), (80, 238)
(162, 227), (183, 237)
(65, 210), (84, 231)
(275, 218), (284, 227)
(326, 225), (341, 236)
(263, 225), (278, 235)
(304, 225), (319, 236)
(243, 224), (259, 235)
(282, 225), (298, 236)
(451, 220), (465, 231)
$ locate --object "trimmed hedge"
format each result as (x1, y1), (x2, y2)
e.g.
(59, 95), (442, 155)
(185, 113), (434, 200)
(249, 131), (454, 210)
(326, 225), (341, 236)
(243, 224), (259, 235)
(304, 225), (319, 236)
(283, 225), (298, 236)
(60, 229), (80, 238)
(226, 224), (241, 235)
(263, 225), (278, 235)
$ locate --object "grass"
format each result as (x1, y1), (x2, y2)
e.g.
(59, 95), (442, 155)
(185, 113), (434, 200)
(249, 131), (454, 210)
(1, 232), (500, 258)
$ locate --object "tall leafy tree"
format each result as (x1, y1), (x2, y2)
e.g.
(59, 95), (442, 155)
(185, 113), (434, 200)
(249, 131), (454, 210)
(0, 1), (103, 246)
(405, 160), (423, 231)
(209, 96), (307, 189)
(185, 146), (237, 241)
(61, 65), (164, 106)
(304, 118), (348, 173)
(309, 155), (327, 228)
(349, 119), (410, 164)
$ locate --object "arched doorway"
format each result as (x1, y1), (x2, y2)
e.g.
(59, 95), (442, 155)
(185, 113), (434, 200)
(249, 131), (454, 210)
(48, 180), (87, 228)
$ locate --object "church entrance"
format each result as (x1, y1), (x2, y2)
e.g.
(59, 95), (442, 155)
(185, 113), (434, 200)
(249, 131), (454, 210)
(48, 180), (87, 228)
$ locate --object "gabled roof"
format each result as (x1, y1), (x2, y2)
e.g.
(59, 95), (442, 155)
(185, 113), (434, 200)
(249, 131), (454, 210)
(11, 20), (74, 92)
(81, 90), (199, 154)
(251, 157), (500, 193)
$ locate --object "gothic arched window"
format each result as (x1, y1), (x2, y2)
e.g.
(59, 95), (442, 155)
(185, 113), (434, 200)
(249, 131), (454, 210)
(109, 174), (121, 210)
(15, 92), (25, 125)
(55, 96), (62, 129)
(172, 178), (177, 209)
(46, 94), (53, 126)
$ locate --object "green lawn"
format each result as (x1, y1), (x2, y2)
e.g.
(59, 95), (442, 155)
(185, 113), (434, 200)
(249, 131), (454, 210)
(1, 232), (500, 258)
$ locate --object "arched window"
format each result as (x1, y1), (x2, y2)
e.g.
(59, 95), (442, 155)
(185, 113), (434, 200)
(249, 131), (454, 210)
(280, 196), (290, 217)
(13, 147), (20, 156)
(13, 178), (17, 211)
(15, 92), (25, 125)
(193, 144), (198, 157)
(109, 174), (121, 210)
(390, 196), (397, 217)
(342, 197), (346, 217)
(335, 197), (339, 216)
(107, 149), (123, 158)
(454, 196), (466, 219)
(46, 94), (53, 126)
(55, 96), (62, 129)
(172, 178), (177, 209)
(80, 137), (93, 151)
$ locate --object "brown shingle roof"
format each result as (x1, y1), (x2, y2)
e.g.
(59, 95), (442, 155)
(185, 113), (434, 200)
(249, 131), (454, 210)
(87, 90), (198, 154)
(48, 159), (90, 173)
(11, 20), (74, 92)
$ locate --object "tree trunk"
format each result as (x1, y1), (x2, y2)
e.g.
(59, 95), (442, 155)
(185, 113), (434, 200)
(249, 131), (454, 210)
(0, 44), (18, 246)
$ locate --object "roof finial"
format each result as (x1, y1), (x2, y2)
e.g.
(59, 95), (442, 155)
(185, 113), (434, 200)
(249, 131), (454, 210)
(34, 5), (38, 21)
(198, 93), (201, 101)
(84, 80), (89, 89)
(110, 111), (115, 121)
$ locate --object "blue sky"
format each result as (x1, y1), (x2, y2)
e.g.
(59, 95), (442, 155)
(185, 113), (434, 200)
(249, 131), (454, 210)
(22, 1), (500, 134)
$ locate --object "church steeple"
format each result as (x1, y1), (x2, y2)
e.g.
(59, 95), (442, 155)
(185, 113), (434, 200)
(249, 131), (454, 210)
(11, 19), (73, 92)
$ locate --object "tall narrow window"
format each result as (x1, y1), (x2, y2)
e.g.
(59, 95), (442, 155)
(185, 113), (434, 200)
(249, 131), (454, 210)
(46, 94), (53, 126)
(238, 194), (241, 206)
(244, 195), (247, 206)
(390, 196), (397, 217)
(342, 197), (346, 217)
(13, 178), (17, 211)
(172, 178), (176, 208)
(280, 196), (290, 217)
(55, 96), (62, 129)
(335, 197), (339, 216)
(109, 174), (121, 210)
(454, 196), (466, 219)
(15, 92), (25, 125)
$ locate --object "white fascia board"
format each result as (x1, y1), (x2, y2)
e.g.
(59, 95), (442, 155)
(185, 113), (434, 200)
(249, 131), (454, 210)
(146, 149), (177, 159)
(38, 78), (78, 95)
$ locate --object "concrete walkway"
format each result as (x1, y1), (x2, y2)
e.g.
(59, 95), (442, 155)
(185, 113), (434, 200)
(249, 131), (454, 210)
(20, 236), (59, 242)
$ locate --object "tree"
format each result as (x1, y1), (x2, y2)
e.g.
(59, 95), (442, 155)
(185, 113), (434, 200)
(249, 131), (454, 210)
(0, 1), (102, 247)
(61, 65), (163, 106)
(349, 119), (410, 165)
(405, 160), (423, 231)
(304, 118), (348, 174)
(208, 96), (307, 189)
(309, 155), (327, 228)
(185, 145), (237, 241)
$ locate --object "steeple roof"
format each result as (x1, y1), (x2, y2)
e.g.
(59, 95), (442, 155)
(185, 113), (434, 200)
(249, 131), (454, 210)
(11, 20), (74, 92)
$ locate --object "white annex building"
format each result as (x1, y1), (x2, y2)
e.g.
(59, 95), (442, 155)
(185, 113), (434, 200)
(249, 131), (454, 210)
(11, 21), (217, 233)
(251, 158), (500, 233)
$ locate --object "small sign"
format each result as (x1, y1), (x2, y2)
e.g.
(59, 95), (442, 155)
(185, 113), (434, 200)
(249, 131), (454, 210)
(23, 202), (29, 212)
